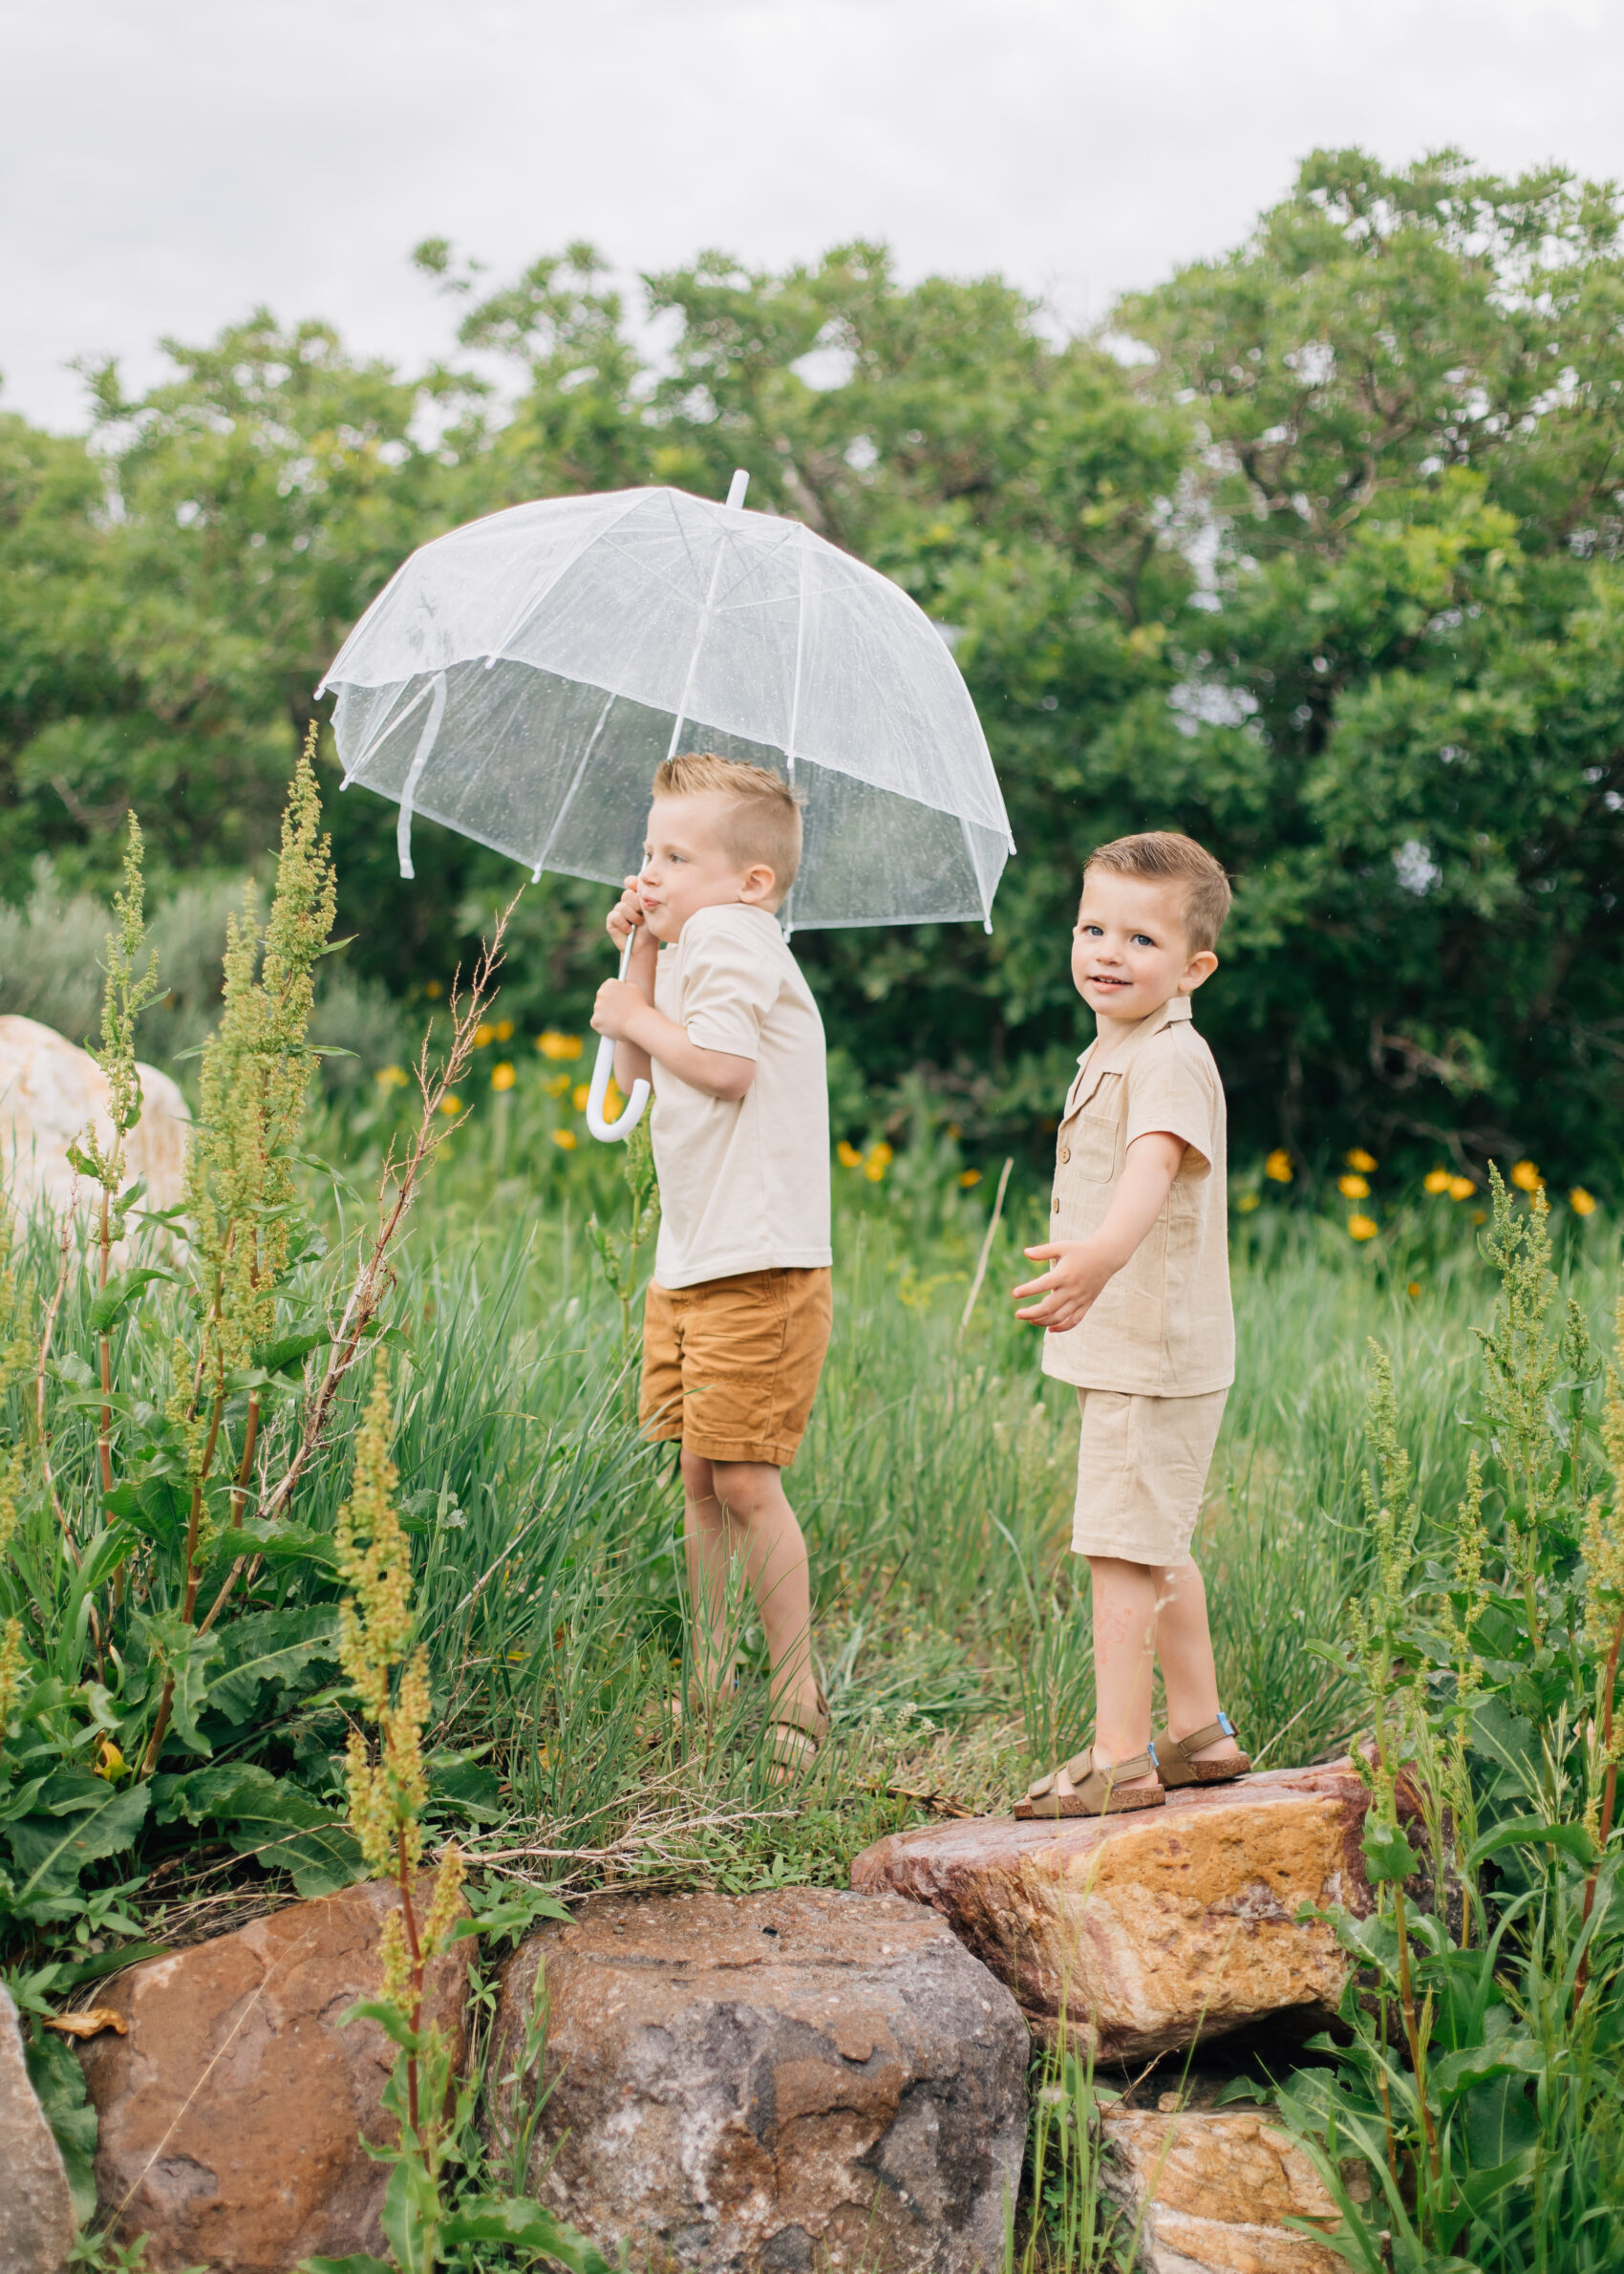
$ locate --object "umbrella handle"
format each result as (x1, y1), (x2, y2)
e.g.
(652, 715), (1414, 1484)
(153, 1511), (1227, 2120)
(586, 934), (652, 1143)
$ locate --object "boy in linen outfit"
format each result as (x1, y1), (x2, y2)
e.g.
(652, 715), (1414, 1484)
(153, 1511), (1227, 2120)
(589, 753), (832, 1773)
(1011, 831), (1250, 1817)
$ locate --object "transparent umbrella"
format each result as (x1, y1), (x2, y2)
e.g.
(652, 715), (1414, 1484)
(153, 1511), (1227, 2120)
(319, 473), (1014, 1137)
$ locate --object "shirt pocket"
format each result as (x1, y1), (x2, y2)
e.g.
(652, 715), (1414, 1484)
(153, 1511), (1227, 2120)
(1062, 1109), (1119, 1183)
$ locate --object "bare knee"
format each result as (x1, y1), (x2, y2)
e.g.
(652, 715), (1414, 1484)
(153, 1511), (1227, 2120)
(710, 1458), (781, 1519)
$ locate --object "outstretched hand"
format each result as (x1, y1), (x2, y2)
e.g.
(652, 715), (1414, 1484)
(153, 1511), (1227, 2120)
(1013, 1240), (1111, 1334)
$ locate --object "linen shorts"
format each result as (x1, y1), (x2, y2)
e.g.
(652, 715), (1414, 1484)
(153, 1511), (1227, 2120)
(639, 1267), (833, 1469)
(1070, 1384), (1229, 1568)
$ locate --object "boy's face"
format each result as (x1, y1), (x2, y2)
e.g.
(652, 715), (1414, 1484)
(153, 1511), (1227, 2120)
(635, 793), (777, 942)
(1071, 869), (1218, 1026)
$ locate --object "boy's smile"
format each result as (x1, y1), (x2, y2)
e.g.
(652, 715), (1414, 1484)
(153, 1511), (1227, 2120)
(1072, 871), (1218, 1031)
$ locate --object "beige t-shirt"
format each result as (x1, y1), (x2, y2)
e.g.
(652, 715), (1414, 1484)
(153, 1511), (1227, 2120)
(1040, 995), (1234, 1397)
(650, 903), (832, 1290)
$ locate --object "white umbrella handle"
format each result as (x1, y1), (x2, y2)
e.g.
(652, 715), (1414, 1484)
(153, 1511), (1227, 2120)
(586, 933), (652, 1142)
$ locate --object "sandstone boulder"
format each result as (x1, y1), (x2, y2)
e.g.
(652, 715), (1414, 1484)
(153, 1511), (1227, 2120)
(490, 1884), (1029, 2274)
(0, 1014), (188, 1238)
(0, 1981), (76, 2274)
(76, 1876), (470, 2273)
(851, 1761), (1404, 2060)
(1099, 2106), (1349, 2274)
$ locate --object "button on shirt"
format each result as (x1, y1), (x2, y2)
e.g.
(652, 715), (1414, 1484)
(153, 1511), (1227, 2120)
(650, 903), (832, 1290)
(1040, 996), (1234, 1397)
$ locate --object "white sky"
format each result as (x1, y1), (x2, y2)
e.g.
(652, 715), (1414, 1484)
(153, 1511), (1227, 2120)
(3, 0), (1620, 433)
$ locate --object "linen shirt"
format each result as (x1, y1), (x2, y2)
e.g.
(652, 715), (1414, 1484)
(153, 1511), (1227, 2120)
(649, 903), (832, 1290)
(1039, 995), (1234, 1397)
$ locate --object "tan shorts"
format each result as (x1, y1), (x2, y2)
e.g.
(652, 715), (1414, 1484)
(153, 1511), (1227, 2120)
(1070, 1385), (1228, 1567)
(639, 1267), (832, 1469)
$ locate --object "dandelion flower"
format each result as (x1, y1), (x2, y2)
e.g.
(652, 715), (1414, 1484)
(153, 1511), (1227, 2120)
(438, 1093), (462, 1117)
(1423, 1168), (1452, 1194)
(538, 1030), (583, 1061)
(837, 1141), (863, 1169)
(1447, 1174), (1476, 1201)
(1236, 1191), (1262, 1213)
(868, 1141), (894, 1169)
(473, 1022), (495, 1049)
(491, 1062), (516, 1092)
(374, 1063), (409, 1091)
(572, 1083), (590, 1112)
(865, 1158), (887, 1183)
(958, 1168), (982, 1188)
(425, 979), (442, 999)
(1406, 1280), (1421, 1298)
(1345, 1148), (1378, 1173)
(545, 1072), (570, 1099)
(494, 1018), (514, 1042)
(1348, 1214), (1378, 1241)
(1264, 1148), (1293, 1183)
(1337, 1172), (1371, 1199)
(1571, 1187), (1597, 1216)
(552, 1127), (578, 1151)
(1510, 1158), (1542, 1192)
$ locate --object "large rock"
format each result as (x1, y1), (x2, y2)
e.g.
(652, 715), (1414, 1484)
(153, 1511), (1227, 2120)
(76, 1876), (470, 2273)
(0, 1014), (188, 1238)
(1100, 2107), (1350, 2274)
(490, 1885), (1029, 2274)
(851, 1761), (1405, 2060)
(0, 1982), (76, 2274)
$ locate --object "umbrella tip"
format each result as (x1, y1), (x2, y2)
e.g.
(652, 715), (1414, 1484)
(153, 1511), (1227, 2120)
(726, 469), (750, 510)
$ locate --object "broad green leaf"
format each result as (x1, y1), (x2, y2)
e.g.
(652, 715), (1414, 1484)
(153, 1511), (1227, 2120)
(24, 2027), (98, 2223)
(206, 1605), (342, 1725)
(1429, 2037), (1544, 2101)
(1466, 1816), (1596, 1871)
(1360, 1815), (1418, 1885)
(87, 1265), (175, 1335)
(382, 2154), (441, 2274)
(132, 1611), (222, 1758)
(342, 1999), (421, 2051)
(250, 1325), (331, 1376)
(5, 1778), (149, 1907)
(153, 1764), (363, 1898)
(441, 2197), (614, 2271)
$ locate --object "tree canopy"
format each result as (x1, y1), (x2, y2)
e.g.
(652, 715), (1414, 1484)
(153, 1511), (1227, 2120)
(4, 151), (1623, 1184)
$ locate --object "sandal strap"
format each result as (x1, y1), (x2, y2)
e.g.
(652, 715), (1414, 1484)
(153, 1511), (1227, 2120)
(1100, 1748), (1158, 1787)
(1167, 1712), (1237, 1760)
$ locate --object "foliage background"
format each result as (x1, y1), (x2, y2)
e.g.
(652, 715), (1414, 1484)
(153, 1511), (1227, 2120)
(5, 148), (1624, 1187)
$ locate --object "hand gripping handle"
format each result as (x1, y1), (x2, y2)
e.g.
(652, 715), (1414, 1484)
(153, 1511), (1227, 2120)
(586, 933), (652, 1143)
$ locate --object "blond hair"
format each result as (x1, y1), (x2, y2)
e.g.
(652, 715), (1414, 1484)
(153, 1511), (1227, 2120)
(1083, 830), (1231, 953)
(652, 753), (803, 907)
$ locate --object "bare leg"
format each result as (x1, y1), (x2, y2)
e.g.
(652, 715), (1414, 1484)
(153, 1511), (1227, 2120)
(681, 1451), (819, 1726)
(1087, 1555), (1160, 1790)
(1151, 1555), (1243, 1767)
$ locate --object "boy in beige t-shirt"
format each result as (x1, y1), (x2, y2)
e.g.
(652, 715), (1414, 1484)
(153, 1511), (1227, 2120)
(1011, 831), (1250, 1817)
(590, 754), (832, 1777)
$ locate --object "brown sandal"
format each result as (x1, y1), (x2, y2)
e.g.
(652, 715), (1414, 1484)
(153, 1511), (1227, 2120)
(1014, 1746), (1165, 1819)
(766, 1685), (829, 1783)
(1152, 1712), (1251, 1788)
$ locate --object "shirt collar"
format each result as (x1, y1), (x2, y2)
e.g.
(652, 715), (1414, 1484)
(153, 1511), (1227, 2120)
(1074, 994), (1193, 1068)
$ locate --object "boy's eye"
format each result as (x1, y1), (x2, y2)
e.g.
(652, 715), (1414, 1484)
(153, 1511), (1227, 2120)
(1079, 924), (1102, 937)
(1131, 933), (1155, 948)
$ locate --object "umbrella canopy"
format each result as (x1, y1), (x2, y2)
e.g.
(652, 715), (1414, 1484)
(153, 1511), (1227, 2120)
(319, 483), (1014, 933)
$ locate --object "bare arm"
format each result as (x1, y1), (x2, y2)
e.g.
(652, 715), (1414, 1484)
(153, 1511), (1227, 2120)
(1013, 1130), (1186, 1333)
(591, 887), (755, 1104)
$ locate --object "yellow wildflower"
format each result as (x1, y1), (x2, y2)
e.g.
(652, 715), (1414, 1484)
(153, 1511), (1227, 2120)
(545, 1072), (570, 1099)
(538, 1030), (584, 1061)
(1348, 1214), (1378, 1241)
(438, 1093), (462, 1117)
(1337, 1173), (1370, 1200)
(491, 1062), (516, 1092)
(473, 1022), (494, 1049)
(424, 979), (442, 999)
(1264, 1148), (1293, 1183)
(837, 1141), (863, 1169)
(494, 1018), (514, 1042)
(868, 1141), (894, 1169)
(572, 1083), (590, 1112)
(552, 1127), (578, 1151)
(958, 1168), (982, 1188)
(374, 1063), (408, 1091)
(1345, 1148), (1378, 1173)
(1571, 1187), (1597, 1216)
(1510, 1159), (1542, 1192)
(1447, 1174), (1476, 1201)
(1406, 1279), (1422, 1298)
(96, 1738), (127, 1781)
(1236, 1191), (1262, 1213)
(1423, 1168), (1452, 1194)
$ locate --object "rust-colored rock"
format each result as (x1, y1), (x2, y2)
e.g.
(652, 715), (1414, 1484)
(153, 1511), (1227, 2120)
(491, 1885), (1028, 2273)
(851, 1762), (1400, 2059)
(1100, 2107), (1349, 2273)
(0, 1014), (188, 1244)
(77, 1877), (470, 2273)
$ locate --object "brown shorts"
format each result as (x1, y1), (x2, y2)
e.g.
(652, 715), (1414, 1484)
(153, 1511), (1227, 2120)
(639, 1267), (833, 1469)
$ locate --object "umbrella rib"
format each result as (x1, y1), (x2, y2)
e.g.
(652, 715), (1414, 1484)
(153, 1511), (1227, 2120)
(481, 487), (653, 665)
(532, 690), (619, 879)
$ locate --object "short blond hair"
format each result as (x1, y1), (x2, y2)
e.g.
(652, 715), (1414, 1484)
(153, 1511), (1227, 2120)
(652, 753), (803, 908)
(1083, 830), (1231, 953)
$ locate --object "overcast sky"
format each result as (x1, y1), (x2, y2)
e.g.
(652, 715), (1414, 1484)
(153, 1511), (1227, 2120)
(3, 0), (1620, 433)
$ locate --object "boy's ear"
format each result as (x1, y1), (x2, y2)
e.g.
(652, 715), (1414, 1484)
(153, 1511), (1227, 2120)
(738, 861), (779, 906)
(1181, 949), (1220, 994)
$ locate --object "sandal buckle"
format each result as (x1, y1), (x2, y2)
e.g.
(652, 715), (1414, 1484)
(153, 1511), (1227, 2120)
(1216, 1710), (1235, 1738)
